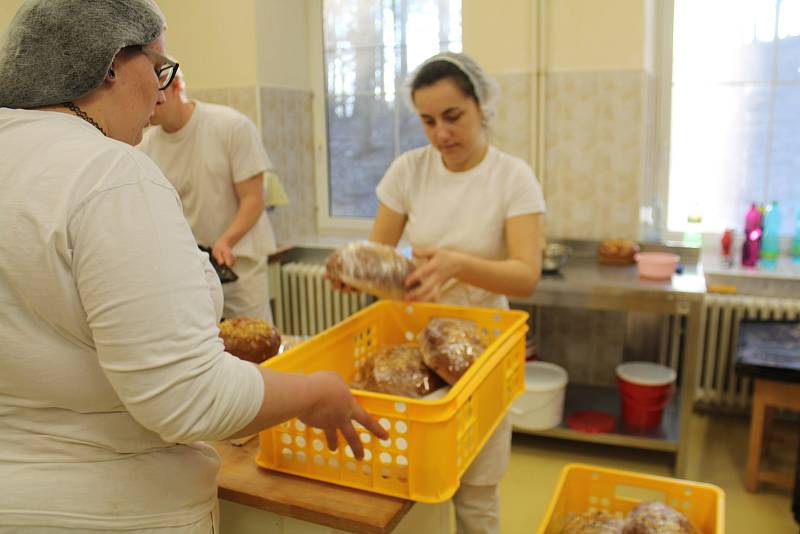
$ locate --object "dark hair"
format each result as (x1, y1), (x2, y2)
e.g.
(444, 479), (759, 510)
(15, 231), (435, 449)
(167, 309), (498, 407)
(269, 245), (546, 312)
(411, 60), (478, 105)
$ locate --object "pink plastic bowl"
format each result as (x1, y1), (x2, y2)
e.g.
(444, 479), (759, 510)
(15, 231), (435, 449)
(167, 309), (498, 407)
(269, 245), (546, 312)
(634, 252), (679, 280)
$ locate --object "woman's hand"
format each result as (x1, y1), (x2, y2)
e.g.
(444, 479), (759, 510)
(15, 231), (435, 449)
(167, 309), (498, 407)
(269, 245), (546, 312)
(212, 237), (236, 267)
(298, 371), (388, 459)
(404, 247), (464, 302)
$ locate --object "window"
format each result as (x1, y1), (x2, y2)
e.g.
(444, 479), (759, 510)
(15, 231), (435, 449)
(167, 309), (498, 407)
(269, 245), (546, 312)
(323, 0), (462, 219)
(667, 0), (800, 236)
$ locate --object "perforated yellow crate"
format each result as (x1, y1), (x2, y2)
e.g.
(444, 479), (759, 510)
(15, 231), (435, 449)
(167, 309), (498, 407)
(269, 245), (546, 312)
(539, 464), (725, 534)
(256, 300), (528, 502)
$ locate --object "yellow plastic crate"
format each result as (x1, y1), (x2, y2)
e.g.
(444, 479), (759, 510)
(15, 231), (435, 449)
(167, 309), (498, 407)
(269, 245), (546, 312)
(256, 300), (528, 502)
(538, 464), (725, 534)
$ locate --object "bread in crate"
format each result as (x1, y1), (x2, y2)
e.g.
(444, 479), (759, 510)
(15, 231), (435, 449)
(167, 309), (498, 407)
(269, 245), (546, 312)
(351, 344), (445, 398)
(256, 301), (529, 502)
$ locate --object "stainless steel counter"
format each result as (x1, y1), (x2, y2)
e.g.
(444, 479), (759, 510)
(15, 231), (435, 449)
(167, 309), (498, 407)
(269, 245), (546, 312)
(510, 256), (706, 477)
(515, 256), (705, 309)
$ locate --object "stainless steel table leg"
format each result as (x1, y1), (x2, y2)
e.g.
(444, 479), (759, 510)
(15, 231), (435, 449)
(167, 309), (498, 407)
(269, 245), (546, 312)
(675, 299), (705, 478)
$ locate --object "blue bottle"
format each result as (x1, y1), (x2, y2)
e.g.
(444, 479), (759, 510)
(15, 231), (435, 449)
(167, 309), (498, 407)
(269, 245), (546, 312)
(759, 201), (781, 267)
(792, 209), (800, 264)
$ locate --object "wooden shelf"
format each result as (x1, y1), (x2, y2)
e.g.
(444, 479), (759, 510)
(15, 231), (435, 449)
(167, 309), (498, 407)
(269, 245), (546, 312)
(513, 383), (680, 452)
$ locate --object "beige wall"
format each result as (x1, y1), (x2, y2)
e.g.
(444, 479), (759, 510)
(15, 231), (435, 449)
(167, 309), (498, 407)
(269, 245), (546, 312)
(463, 0), (533, 72)
(156, 0), (259, 89)
(547, 0), (646, 71)
(255, 0), (312, 90)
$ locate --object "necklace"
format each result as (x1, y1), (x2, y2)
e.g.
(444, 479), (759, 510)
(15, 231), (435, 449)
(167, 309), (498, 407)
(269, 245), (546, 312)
(63, 102), (107, 136)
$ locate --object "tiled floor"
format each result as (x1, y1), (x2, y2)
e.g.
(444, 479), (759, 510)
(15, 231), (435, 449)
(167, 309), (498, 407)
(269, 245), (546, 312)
(501, 413), (797, 533)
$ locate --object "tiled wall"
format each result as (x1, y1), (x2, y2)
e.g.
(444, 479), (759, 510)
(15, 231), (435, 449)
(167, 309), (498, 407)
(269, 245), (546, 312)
(491, 72), (533, 164)
(187, 85), (317, 244)
(259, 87), (316, 243)
(490, 69), (654, 242)
(544, 70), (650, 241)
(538, 307), (628, 386)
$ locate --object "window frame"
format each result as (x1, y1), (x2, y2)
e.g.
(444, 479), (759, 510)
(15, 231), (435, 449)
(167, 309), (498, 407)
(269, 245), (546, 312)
(655, 0), (797, 249)
(309, 1), (373, 236)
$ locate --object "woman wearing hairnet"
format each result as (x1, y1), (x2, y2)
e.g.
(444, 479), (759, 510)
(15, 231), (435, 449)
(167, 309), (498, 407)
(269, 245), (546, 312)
(369, 52), (545, 533)
(0, 1), (385, 531)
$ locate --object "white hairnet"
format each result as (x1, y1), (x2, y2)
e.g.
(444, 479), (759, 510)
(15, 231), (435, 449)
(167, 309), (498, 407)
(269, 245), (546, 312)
(0, 0), (165, 109)
(404, 51), (501, 123)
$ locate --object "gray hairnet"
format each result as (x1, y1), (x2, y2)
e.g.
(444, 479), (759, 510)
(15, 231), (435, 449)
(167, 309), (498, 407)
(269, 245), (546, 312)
(404, 51), (501, 123)
(0, 0), (165, 109)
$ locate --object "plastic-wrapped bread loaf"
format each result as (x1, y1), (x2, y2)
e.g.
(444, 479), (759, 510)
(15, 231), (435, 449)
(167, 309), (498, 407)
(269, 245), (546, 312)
(559, 510), (625, 533)
(219, 317), (281, 363)
(352, 344), (445, 398)
(325, 241), (415, 300)
(622, 502), (696, 534)
(419, 318), (488, 386)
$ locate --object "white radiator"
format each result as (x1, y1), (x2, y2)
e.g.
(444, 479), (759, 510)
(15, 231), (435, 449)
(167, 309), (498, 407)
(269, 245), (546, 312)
(659, 294), (800, 412)
(273, 262), (370, 337)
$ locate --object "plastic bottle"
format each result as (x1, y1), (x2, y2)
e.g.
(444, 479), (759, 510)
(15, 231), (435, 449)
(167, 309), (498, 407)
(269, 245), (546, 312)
(759, 201), (781, 267)
(792, 209), (800, 264)
(683, 206), (703, 247)
(742, 203), (762, 268)
(721, 228), (734, 267)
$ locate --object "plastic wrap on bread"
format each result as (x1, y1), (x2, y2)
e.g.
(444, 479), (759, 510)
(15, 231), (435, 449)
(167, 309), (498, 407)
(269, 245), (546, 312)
(325, 241), (415, 300)
(558, 510), (625, 533)
(622, 502), (696, 534)
(352, 344), (446, 398)
(219, 317), (281, 363)
(419, 317), (488, 385)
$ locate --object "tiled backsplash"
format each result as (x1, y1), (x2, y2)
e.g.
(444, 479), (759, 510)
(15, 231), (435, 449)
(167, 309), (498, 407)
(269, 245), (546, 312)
(259, 87), (316, 243)
(538, 307), (628, 386)
(544, 70), (651, 241)
(491, 72), (533, 164)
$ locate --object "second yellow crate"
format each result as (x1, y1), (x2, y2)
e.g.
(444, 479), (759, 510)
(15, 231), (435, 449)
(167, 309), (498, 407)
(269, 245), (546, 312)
(257, 300), (528, 502)
(539, 464), (725, 534)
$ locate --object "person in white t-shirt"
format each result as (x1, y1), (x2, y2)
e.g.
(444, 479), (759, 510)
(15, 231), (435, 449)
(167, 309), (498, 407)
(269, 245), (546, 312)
(371, 52), (545, 534)
(0, 1), (386, 532)
(139, 69), (276, 322)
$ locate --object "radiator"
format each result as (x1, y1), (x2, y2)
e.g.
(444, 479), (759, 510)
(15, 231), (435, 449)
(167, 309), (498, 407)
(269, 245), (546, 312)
(273, 262), (370, 337)
(661, 294), (800, 412)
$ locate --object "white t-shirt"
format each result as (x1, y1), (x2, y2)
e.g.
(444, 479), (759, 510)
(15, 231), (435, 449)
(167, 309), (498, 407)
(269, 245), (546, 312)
(377, 145), (546, 309)
(139, 101), (276, 259)
(0, 109), (264, 530)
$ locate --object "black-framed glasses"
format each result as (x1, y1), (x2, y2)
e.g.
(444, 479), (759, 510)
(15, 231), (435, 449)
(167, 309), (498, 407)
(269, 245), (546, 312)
(138, 47), (179, 91)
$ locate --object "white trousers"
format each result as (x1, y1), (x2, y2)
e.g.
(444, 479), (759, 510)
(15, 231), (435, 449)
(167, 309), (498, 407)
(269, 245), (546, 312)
(452, 414), (512, 534)
(0, 501), (219, 534)
(221, 256), (273, 323)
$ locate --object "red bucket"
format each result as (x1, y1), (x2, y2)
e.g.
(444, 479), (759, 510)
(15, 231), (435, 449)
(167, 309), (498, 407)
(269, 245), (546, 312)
(616, 362), (676, 428)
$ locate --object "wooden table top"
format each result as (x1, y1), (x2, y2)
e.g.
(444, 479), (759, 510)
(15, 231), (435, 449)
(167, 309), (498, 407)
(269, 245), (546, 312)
(212, 439), (413, 534)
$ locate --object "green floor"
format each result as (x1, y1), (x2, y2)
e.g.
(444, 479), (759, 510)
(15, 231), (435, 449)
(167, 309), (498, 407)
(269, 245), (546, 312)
(502, 413), (797, 533)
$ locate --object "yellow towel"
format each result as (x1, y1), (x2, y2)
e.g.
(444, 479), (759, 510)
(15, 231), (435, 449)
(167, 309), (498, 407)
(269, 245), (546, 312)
(263, 171), (289, 208)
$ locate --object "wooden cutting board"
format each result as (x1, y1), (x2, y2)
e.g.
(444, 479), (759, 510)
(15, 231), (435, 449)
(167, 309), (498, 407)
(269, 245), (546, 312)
(212, 439), (413, 534)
